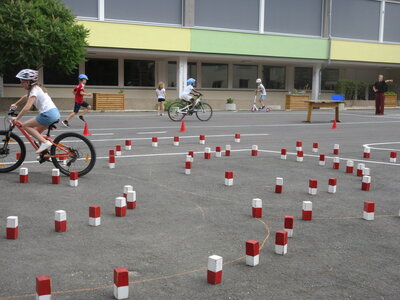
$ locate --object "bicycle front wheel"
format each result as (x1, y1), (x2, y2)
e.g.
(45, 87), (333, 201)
(196, 102), (213, 121)
(168, 102), (186, 122)
(0, 131), (26, 173)
(50, 132), (96, 177)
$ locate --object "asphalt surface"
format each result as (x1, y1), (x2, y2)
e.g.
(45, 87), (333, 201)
(0, 109), (399, 299)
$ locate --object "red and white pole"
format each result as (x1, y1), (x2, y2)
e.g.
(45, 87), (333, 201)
(36, 275), (51, 300)
(115, 145), (122, 156)
(251, 145), (258, 156)
(296, 141), (302, 151)
(275, 177), (283, 193)
(284, 216), (294, 237)
(69, 171), (78, 187)
(333, 144), (340, 155)
(225, 145), (231, 156)
(123, 185), (133, 199)
(185, 161), (192, 175)
(346, 160), (354, 173)
(199, 134), (205, 145)
(52, 168), (60, 184)
(328, 178), (337, 194)
(361, 176), (371, 191)
(275, 230), (288, 255)
(225, 171), (233, 186)
(55, 210), (67, 232)
(357, 163), (365, 177)
(115, 197), (127, 217)
(89, 205), (101, 226)
(126, 191), (136, 209)
(281, 148), (287, 160)
(390, 152), (397, 163)
(297, 150), (304, 162)
(114, 267), (129, 299)
(173, 136), (179, 146)
(252, 198), (262, 218)
(235, 133), (241, 143)
(125, 140), (132, 150)
(204, 147), (211, 159)
(19, 167), (28, 183)
(308, 179), (318, 195)
(6, 216), (18, 239)
(319, 154), (326, 166)
(332, 156), (340, 169)
(363, 201), (375, 221)
(215, 146), (222, 158)
(312, 142), (319, 153)
(207, 255), (223, 284)
(109, 154), (116, 169)
(245, 240), (259, 267)
(187, 151), (194, 162)
(363, 146), (371, 158)
(152, 137), (158, 147)
(302, 201), (312, 221)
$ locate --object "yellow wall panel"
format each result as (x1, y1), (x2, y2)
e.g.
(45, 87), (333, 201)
(331, 40), (400, 64)
(78, 20), (190, 52)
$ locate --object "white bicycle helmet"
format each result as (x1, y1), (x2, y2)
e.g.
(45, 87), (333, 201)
(256, 78), (262, 84)
(16, 69), (39, 82)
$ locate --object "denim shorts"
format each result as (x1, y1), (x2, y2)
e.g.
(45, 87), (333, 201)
(259, 95), (266, 100)
(36, 108), (60, 126)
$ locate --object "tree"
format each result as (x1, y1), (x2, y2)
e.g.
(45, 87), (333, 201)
(0, 0), (89, 76)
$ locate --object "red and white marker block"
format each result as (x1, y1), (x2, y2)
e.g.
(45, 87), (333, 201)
(123, 185), (133, 199)
(390, 152), (397, 163)
(6, 216), (18, 239)
(126, 191), (136, 209)
(115, 145), (122, 156)
(69, 171), (78, 187)
(207, 255), (223, 284)
(55, 210), (67, 232)
(357, 163), (365, 177)
(275, 230), (288, 255)
(363, 146), (371, 159)
(296, 141), (302, 151)
(36, 275), (51, 300)
(125, 140), (132, 150)
(312, 142), (319, 153)
(332, 156), (340, 169)
(188, 151), (194, 161)
(302, 201), (312, 220)
(252, 198), (262, 218)
(245, 240), (259, 267)
(346, 160), (354, 174)
(186, 155), (192, 163)
(199, 134), (205, 145)
(361, 175), (371, 191)
(363, 201), (375, 221)
(152, 137), (158, 147)
(89, 205), (101, 226)
(281, 148), (287, 160)
(319, 154), (326, 166)
(225, 145), (231, 156)
(308, 179), (318, 195)
(215, 146), (222, 158)
(225, 171), (233, 186)
(51, 168), (60, 184)
(114, 267), (129, 299)
(115, 197), (127, 217)
(109, 154), (116, 169)
(297, 150), (304, 162)
(275, 177), (283, 194)
(204, 147), (211, 159)
(235, 133), (240, 143)
(173, 136), (179, 146)
(251, 145), (258, 156)
(363, 167), (370, 177)
(328, 178), (337, 194)
(19, 167), (28, 183)
(333, 144), (340, 155)
(284, 216), (294, 237)
(185, 161), (192, 175)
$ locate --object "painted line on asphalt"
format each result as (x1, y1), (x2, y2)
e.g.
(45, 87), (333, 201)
(363, 142), (400, 152)
(137, 131), (167, 135)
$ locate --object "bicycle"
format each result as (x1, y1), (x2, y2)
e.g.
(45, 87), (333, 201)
(168, 94), (213, 122)
(0, 107), (96, 176)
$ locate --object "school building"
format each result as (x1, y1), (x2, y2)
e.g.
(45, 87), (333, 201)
(3, 0), (400, 110)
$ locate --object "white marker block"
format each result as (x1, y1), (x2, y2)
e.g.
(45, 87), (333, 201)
(69, 171), (78, 187)
(6, 216), (18, 239)
(126, 190), (136, 209)
(173, 136), (179, 146)
(36, 275), (51, 300)
(363, 167), (370, 176)
(89, 206), (101, 226)
(207, 255), (223, 284)
(363, 201), (375, 221)
(225, 171), (233, 186)
(357, 163), (365, 177)
(152, 137), (158, 147)
(114, 267), (129, 299)
(246, 240), (259, 267)
(275, 230), (288, 255)
(186, 155), (193, 163)
(123, 185), (133, 199)
(51, 168), (60, 184)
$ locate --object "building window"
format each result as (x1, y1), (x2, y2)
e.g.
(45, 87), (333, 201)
(61, 0), (98, 18)
(85, 59), (118, 86)
(124, 60), (155, 87)
(294, 67), (313, 90)
(263, 66), (286, 90)
(168, 62), (177, 88)
(321, 69), (339, 91)
(233, 65), (257, 89)
(201, 63), (228, 88)
(44, 67), (79, 85)
(188, 62), (197, 80)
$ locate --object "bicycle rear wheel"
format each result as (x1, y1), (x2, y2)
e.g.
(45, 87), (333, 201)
(168, 102), (186, 121)
(196, 102), (213, 121)
(50, 132), (96, 177)
(0, 131), (26, 173)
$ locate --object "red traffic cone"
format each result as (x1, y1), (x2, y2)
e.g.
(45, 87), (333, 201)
(179, 120), (187, 133)
(331, 120), (337, 129)
(83, 122), (92, 136)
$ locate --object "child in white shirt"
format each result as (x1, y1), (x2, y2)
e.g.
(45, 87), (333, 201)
(156, 82), (166, 116)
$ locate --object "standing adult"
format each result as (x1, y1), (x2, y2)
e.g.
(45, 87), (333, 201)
(373, 75), (393, 115)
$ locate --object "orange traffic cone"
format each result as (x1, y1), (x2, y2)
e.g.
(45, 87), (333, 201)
(331, 120), (338, 129)
(83, 122), (92, 136)
(179, 120), (187, 133)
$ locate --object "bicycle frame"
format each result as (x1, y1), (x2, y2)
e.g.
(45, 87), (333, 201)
(176, 97), (203, 114)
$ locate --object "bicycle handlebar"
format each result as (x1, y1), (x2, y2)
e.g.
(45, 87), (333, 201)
(8, 107), (18, 117)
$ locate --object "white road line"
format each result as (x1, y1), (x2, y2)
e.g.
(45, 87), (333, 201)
(363, 142), (400, 152)
(137, 131), (167, 134)
(91, 133), (114, 136)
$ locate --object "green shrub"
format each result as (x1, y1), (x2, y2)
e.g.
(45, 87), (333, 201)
(154, 99), (179, 110)
(226, 98), (234, 104)
(335, 80), (367, 100)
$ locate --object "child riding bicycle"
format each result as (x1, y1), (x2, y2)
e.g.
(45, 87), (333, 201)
(11, 69), (61, 154)
(180, 78), (202, 114)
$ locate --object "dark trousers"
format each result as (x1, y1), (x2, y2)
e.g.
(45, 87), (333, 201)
(375, 93), (385, 115)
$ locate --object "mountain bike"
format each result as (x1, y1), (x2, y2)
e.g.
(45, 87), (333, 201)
(168, 94), (213, 122)
(0, 107), (96, 176)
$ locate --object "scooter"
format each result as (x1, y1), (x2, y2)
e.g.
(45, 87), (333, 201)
(251, 95), (272, 112)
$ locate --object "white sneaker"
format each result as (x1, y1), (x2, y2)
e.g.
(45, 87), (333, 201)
(36, 141), (52, 154)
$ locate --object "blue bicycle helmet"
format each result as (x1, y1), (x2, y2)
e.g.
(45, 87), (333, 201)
(78, 74), (88, 80)
(187, 78), (196, 85)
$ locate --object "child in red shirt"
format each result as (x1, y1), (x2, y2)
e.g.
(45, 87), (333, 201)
(62, 74), (92, 127)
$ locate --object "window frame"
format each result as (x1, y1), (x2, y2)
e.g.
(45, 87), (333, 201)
(200, 62), (229, 89)
(262, 65), (287, 91)
(123, 59), (156, 87)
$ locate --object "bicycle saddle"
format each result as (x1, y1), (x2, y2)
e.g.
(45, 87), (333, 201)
(48, 120), (59, 130)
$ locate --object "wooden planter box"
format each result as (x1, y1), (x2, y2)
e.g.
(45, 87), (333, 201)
(385, 94), (398, 107)
(93, 93), (125, 111)
(285, 94), (310, 110)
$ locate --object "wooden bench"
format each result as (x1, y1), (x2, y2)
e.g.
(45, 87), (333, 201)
(304, 100), (344, 123)
(93, 93), (125, 111)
